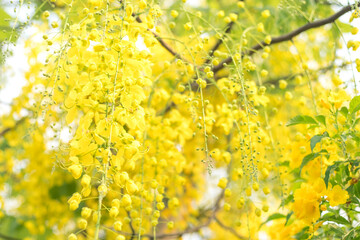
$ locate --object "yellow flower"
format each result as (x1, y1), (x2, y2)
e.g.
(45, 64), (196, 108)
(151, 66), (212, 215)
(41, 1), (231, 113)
(81, 207), (92, 219)
(68, 164), (82, 179)
(328, 90), (350, 109)
(217, 10), (225, 18)
(68, 234), (77, 240)
(217, 177), (228, 189)
(332, 75), (343, 86)
(264, 35), (272, 44)
(171, 10), (178, 18)
(93, 43), (106, 52)
(77, 218), (87, 229)
(81, 174), (91, 187)
(261, 10), (271, 18)
(114, 221), (123, 231)
(279, 80), (287, 89)
(326, 185), (349, 207)
(184, 22), (192, 31)
(229, 13), (238, 22)
(263, 187), (270, 195)
(352, 27), (359, 35)
(126, 180), (139, 194)
(257, 23), (264, 32)
(293, 182), (322, 224)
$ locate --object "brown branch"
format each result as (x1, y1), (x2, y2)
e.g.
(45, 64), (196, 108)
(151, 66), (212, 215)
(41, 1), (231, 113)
(214, 217), (246, 240)
(126, 211), (136, 240)
(264, 61), (351, 85)
(152, 32), (182, 58)
(134, 15), (185, 60)
(204, 0), (245, 65)
(212, 3), (360, 73)
(0, 117), (26, 137)
(205, 21), (235, 64)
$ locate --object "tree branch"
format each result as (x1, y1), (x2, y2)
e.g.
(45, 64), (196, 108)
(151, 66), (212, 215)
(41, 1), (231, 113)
(264, 61), (351, 85)
(205, 0), (246, 65)
(0, 117), (26, 137)
(134, 15), (186, 61)
(151, 31), (182, 58)
(212, 3), (360, 73)
(205, 21), (235, 64)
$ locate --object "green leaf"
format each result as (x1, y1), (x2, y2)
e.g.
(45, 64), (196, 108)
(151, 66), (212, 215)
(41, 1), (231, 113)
(349, 96), (360, 114)
(348, 196), (360, 204)
(49, 181), (76, 199)
(353, 182), (360, 198)
(336, 21), (353, 33)
(324, 163), (338, 188)
(299, 150), (327, 174)
(322, 214), (349, 225)
(327, 224), (345, 237)
(285, 211), (293, 226)
(286, 115), (318, 127)
(310, 132), (329, 152)
(0, 8), (15, 42)
(340, 106), (348, 117)
(294, 226), (310, 240)
(315, 115), (326, 126)
(260, 213), (285, 228)
(280, 194), (294, 207)
(354, 118), (360, 126)
(343, 226), (360, 240)
(0, 215), (30, 238)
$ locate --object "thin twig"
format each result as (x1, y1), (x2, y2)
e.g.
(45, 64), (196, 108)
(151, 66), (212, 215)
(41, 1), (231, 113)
(204, 0), (245, 64)
(264, 61), (351, 85)
(0, 117), (26, 137)
(205, 21), (235, 64)
(152, 31), (182, 58)
(134, 15), (186, 61)
(213, 3), (360, 73)
(127, 211), (136, 240)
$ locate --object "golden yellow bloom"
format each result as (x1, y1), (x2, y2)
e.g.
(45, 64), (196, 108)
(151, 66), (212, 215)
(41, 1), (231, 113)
(293, 181), (323, 224)
(68, 234), (77, 240)
(326, 185), (349, 207)
(217, 10), (225, 18)
(68, 164), (82, 179)
(279, 80), (288, 89)
(184, 22), (192, 31)
(81, 207), (92, 219)
(217, 177), (228, 189)
(77, 218), (87, 229)
(264, 35), (272, 44)
(257, 23), (264, 32)
(81, 174), (91, 187)
(171, 10), (178, 18)
(114, 221), (123, 231)
(237, 2), (245, 8)
(261, 10), (271, 18)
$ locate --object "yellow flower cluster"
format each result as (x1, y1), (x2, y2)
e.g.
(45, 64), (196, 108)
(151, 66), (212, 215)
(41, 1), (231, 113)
(1, 0), (360, 239)
(293, 178), (348, 225)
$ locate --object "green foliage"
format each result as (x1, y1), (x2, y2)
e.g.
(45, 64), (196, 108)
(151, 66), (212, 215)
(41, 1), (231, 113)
(286, 115), (318, 126)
